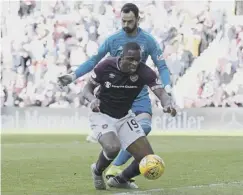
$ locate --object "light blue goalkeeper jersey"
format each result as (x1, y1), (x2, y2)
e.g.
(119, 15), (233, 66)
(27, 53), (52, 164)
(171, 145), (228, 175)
(75, 27), (171, 114)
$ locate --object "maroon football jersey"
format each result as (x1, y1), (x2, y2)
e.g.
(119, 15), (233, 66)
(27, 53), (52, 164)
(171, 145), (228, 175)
(90, 57), (161, 119)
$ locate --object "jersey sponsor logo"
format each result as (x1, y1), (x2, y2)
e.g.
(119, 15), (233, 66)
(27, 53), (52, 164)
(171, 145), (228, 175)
(109, 73), (115, 78)
(104, 81), (138, 89)
(113, 85), (138, 89)
(130, 74), (138, 82)
(104, 81), (112, 88)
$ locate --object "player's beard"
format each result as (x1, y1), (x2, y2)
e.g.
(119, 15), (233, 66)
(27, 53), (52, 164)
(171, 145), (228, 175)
(123, 24), (137, 34)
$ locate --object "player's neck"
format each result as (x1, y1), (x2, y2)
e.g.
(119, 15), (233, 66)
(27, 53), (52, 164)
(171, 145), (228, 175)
(126, 28), (139, 37)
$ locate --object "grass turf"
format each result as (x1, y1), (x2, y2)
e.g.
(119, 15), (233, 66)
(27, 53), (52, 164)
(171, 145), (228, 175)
(1, 134), (243, 195)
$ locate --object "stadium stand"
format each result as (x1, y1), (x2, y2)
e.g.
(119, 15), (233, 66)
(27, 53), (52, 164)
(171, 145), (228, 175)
(1, 1), (229, 108)
(172, 16), (243, 108)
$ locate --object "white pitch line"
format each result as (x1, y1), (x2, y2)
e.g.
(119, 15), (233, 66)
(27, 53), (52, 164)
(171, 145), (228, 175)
(113, 181), (243, 195)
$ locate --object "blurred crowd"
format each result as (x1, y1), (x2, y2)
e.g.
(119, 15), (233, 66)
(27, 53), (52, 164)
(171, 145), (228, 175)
(1, 1), (226, 108)
(190, 24), (243, 107)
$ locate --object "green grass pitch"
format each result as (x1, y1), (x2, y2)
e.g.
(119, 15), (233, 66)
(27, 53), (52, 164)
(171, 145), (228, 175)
(1, 134), (243, 195)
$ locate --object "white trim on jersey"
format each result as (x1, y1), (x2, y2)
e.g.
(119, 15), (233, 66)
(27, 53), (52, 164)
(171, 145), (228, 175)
(150, 85), (163, 91)
(90, 77), (100, 86)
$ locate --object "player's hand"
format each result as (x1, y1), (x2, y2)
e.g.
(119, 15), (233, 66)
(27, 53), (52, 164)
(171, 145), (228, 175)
(90, 98), (100, 112)
(163, 96), (177, 117)
(163, 85), (177, 116)
(163, 106), (177, 117)
(57, 73), (76, 87)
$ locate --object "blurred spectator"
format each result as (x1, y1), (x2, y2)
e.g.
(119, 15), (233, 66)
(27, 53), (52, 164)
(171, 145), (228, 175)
(184, 25), (243, 108)
(18, 0), (36, 18)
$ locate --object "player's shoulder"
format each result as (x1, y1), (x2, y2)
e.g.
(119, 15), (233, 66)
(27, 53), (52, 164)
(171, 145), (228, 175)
(141, 62), (154, 71)
(103, 56), (118, 65)
(138, 62), (156, 77)
(139, 28), (157, 43)
(94, 57), (117, 75)
(106, 29), (124, 42)
(97, 57), (117, 68)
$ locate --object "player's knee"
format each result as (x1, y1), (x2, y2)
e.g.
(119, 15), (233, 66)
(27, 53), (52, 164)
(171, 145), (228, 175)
(127, 136), (154, 162)
(138, 118), (152, 135)
(104, 143), (121, 159)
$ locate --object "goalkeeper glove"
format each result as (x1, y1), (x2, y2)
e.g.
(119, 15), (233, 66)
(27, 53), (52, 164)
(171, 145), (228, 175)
(57, 72), (76, 87)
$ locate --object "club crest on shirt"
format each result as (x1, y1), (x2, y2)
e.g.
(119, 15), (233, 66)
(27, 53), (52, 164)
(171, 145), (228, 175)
(102, 124), (108, 129)
(130, 74), (138, 82)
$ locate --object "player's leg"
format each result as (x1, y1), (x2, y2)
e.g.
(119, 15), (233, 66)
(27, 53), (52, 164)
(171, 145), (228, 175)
(105, 97), (152, 179)
(112, 136), (153, 184)
(135, 112), (152, 135)
(105, 113), (152, 180)
(107, 115), (154, 189)
(93, 131), (121, 175)
(107, 136), (154, 189)
(112, 113), (152, 164)
(89, 112), (121, 190)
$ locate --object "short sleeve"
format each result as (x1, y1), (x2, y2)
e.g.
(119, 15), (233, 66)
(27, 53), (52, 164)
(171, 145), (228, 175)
(144, 67), (163, 91)
(89, 60), (107, 85)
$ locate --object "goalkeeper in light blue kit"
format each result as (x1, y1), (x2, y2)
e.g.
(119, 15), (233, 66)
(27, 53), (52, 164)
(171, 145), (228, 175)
(58, 3), (173, 188)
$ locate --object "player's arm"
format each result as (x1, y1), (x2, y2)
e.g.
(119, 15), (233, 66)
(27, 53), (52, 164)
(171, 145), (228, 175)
(152, 87), (176, 116)
(145, 69), (176, 116)
(148, 36), (172, 94)
(83, 78), (99, 103)
(58, 39), (110, 86)
(82, 61), (106, 112)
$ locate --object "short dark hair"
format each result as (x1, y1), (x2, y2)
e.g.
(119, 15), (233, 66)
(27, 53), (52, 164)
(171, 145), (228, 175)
(121, 3), (139, 18)
(123, 42), (141, 55)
